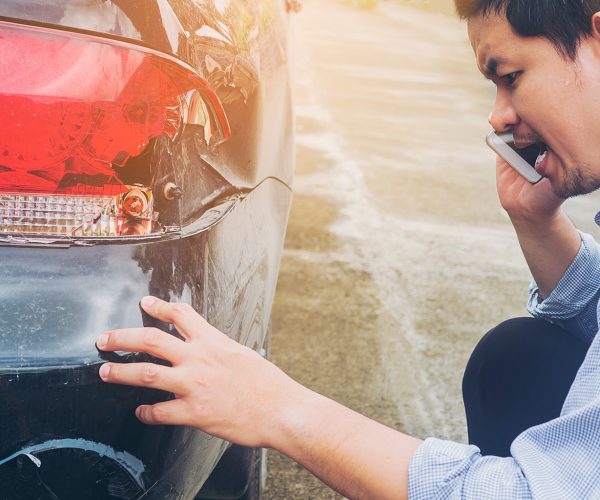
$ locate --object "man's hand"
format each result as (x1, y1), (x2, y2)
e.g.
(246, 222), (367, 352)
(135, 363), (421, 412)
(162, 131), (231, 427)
(496, 157), (564, 223)
(96, 296), (306, 448)
(97, 296), (421, 499)
(494, 157), (581, 298)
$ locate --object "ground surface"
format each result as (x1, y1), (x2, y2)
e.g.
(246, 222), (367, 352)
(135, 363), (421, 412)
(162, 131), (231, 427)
(264, 1), (600, 498)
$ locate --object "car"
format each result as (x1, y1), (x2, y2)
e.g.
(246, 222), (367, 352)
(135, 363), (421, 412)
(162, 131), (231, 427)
(0, 1), (296, 498)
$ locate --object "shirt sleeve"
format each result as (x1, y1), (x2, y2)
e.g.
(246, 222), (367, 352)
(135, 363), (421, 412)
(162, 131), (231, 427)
(409, 396), (600, 499)
(408, 438), (532, 499)
(527, 232), (600, 342)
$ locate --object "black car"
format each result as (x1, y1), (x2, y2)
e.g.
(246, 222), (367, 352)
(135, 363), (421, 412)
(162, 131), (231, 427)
(0, 1), (295, 498)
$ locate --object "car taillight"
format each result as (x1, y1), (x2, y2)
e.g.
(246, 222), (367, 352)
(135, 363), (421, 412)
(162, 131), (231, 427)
(0, 189), (153, 237)
(0, 21), (229, 239)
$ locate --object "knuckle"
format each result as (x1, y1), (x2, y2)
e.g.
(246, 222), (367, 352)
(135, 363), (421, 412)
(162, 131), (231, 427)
(149, 405), (169, 424)
(172, 302), (194, 315)
(192, 402), (208, 422)
(141, 364), (158, 384)
(142, 328), (162, 349)
(191, 376), (208, 390)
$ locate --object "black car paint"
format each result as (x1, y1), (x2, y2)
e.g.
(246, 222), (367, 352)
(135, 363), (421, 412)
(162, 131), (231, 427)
(0, 1), (294, 498)
(0, 180), (290, 498)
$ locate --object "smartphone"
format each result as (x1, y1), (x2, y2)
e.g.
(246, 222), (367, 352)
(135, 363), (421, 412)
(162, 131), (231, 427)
(485, 131), (543, 184)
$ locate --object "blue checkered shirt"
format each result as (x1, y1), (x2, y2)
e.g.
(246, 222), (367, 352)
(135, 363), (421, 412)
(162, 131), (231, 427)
(409, 231), (600, 499)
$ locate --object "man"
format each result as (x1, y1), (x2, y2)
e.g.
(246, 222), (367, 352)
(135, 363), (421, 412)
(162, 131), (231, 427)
(96, 1), (600, 497)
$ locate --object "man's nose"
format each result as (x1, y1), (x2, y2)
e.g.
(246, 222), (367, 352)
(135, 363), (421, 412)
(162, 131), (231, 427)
(488, 90), (519, 132)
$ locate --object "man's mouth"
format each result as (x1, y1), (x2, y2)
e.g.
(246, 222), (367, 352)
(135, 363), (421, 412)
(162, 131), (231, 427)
(517, 142), (544, 165)
(518, 141), (549, 173)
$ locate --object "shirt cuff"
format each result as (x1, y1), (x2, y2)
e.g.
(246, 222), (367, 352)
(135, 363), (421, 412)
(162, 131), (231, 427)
(408, 437), (480, 500)
(528, 232), (600, 320)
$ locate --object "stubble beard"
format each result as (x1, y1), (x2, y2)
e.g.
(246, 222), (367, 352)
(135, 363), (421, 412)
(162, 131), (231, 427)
(553, 163), (600, 199)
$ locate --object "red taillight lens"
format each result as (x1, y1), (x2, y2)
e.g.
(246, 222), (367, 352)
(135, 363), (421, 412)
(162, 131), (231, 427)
(0, 21), (229, 238)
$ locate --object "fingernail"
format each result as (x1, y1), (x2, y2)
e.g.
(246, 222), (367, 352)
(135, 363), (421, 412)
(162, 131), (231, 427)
(99, 364), (111, 380)
(140, 296), (156, 308)
(96, 333), (109, 349)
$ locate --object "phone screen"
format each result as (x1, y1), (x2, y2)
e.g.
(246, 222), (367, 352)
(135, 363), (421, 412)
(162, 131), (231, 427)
(486, 131), (543, 183)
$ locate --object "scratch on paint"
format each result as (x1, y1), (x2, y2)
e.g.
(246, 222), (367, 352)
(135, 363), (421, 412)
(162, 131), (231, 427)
(0, 439), (145, 486)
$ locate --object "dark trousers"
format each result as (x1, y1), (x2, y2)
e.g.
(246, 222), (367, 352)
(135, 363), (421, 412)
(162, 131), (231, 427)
(462, 317), (590, 457)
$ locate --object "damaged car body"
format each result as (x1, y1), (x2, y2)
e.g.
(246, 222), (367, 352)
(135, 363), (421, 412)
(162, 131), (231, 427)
(0, 0), (295, 498)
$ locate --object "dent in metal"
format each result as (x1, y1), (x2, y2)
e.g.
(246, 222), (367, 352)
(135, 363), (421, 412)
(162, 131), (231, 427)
(0, 1), (294, 497)
(0, 177), (291, 500)
(0, 0), (295, 188)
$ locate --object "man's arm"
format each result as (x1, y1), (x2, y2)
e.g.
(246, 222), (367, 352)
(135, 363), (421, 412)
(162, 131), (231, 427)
(100, 297), (600, 499)
(97, 297), (422, 500)
(496, 159), (581, 299)
(495, 159), (600, 342)
(276, 391), (422, 499)
(511, 209), (581, 299)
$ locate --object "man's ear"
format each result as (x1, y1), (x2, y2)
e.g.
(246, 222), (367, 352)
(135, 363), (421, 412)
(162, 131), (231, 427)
(585, 12), (600, 60)
(591, 12), (600, 40)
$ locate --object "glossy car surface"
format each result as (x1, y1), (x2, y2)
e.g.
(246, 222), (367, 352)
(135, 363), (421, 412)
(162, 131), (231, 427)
(0, 1), (295, 498)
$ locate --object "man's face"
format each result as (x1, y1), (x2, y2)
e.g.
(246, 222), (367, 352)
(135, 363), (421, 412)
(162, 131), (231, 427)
(468, 12), (600, 198)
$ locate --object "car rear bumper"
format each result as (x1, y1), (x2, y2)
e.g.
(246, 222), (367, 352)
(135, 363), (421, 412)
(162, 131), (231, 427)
(0, 178), (291, 499)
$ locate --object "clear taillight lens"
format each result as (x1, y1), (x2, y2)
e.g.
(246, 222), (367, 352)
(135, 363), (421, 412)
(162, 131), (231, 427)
(0, 188), (154, 237)
(0, 21), (229, 239)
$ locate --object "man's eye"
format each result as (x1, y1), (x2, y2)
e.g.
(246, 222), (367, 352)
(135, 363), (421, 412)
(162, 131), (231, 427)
(502, 72), (520, 85)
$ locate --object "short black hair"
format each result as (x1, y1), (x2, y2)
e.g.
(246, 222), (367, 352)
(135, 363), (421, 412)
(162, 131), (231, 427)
(454, 0), (600, 59)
